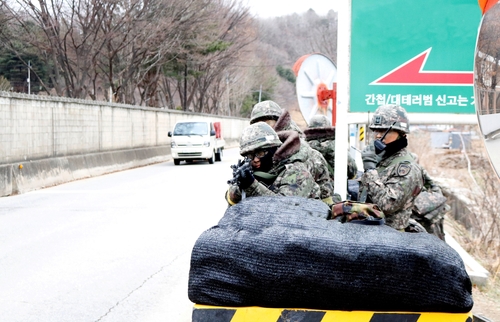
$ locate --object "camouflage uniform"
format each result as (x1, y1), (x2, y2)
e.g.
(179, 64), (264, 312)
(304, 115), (358, 180)
(250, 101), (337, 204)
(272, 108), (305, 138)
(360, 148), (423, 230)
(359, 105), (424, 230)
(410, 153), (449, 240)
(226, 123), (320, 205)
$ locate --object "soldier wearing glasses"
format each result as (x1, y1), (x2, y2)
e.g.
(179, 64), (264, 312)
(225, 122), (320, 206)
(248, 100), (337, 205)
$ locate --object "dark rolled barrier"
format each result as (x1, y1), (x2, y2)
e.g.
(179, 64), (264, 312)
(188, 196), (473, 313)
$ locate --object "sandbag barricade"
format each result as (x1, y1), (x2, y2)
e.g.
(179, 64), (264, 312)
(188, 196), (473, 313)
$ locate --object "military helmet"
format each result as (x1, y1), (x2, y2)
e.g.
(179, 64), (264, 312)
(239, 122), (282, 155)
(250, 100), (283, 124)
(369, 104), (410, 134)
(309, 115), (331, 128)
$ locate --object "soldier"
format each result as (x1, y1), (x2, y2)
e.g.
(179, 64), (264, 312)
(225, 122), (320, 206)
(250, 100), (305, 137)
(303, 114), (358, 181)
(410, 153), (449, 240)
(359, 104), (424, 231)
(249, 100), (338, 205)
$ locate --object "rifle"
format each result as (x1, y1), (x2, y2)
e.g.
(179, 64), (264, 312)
(227, 157), (252, 186)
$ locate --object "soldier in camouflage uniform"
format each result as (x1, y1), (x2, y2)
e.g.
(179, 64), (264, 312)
(249, 101), (338, 205)
(303, 114), (358, 181)
(250, 100), (305, 137)
(359, 104), (424, 231)
(410, 153), (449, 240)
(225, 122), (320, 206)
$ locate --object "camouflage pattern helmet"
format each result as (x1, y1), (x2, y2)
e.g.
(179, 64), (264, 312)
(250, 100), (283, 124)
(239, 122), (282, 155)
(309, 115), (331, 128)
(369, 104), (410, 134)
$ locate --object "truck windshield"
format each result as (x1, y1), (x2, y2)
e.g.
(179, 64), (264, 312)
(173, 122), (208, 136)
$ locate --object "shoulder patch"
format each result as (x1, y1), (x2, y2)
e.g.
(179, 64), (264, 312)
(396, 162), (411, 176)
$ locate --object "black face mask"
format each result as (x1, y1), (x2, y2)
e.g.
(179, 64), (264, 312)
(380, 135), (408, 158)
(256, 147), (276, 173)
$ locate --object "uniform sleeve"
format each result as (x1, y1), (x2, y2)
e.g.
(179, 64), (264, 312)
(311, 151), (335, 200)
(348, 153), (358, 179)
(362, 162), (422, 215)
(422, 168), (439, 191)
(245, 162), (319, 198)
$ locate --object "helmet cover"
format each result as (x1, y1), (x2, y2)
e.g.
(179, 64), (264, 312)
(239, 122), (282, 155)
(369, 104), (410, 134)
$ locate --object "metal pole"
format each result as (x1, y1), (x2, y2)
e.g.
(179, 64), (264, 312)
(27, 61), (31, 94)
(226, 74), (230, 115)
(258, 84), (262, 102)
(334, 0), (351, 199)
(184, 64), (187, 111)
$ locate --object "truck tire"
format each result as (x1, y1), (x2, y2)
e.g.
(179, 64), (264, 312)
(208, 151), (215, 164)
(174, 159), (181, 165)
(215, 149), (222, 162)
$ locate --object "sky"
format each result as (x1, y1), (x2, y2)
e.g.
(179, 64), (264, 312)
(244, 0), (339, 18)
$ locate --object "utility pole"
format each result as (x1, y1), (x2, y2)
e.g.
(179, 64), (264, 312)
(226, 74), (230, 115)
(27, 61), (31, 94)
(184, 64), (188, 111)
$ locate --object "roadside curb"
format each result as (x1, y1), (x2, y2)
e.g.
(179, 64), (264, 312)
(1, 146), (170, 197)
(1, 144), (241, 197)
(445, 231), (490, 287)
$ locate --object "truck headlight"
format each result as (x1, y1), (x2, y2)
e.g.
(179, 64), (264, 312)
(171, 141), (177, 148)
(203, 141), (210, 147)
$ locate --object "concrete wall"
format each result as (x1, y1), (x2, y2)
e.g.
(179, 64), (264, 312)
(0, 91), (249, 196)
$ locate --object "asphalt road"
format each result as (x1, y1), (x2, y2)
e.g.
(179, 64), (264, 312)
(0, 148), (242, 322)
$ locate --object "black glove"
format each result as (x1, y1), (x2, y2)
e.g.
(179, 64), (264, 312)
(237, 163), (254, 189)
(228, 158), (251, 186)
(362, 145), (382, 172)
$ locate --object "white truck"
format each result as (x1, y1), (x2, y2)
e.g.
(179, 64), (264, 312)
(168, 120), (225, 165)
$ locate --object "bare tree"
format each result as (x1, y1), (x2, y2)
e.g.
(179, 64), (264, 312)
(1, 0), (239, 105)
(1, 1), (338, 116)
(307, 10), (338, 64)
(1, 0), (111, 98)
(103, 0), (214, 106)
(190, 0), (256, 114)
(151, 0), (257, 113)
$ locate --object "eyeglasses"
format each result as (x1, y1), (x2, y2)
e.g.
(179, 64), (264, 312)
(245, 150), (269, 160)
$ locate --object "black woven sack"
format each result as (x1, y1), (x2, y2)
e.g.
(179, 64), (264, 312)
(188, 196), (473, 313)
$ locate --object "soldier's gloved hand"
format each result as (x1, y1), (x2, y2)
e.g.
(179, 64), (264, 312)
(430, 184), (442, 194)
(237, 163), (254, 189)
(361, 145), (381, 172)
(225, 185), (242, 206)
